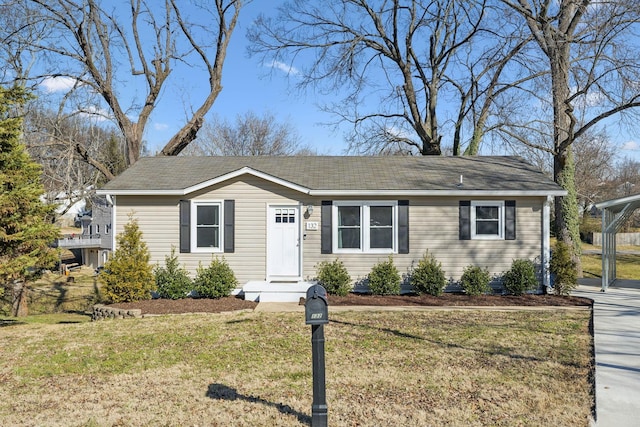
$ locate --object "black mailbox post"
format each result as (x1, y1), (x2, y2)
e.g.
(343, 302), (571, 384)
(305, 284), (328, 427)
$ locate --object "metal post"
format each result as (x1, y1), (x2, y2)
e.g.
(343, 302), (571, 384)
(311, 324), (327, 427)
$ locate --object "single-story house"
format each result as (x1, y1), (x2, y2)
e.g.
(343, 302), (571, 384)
(97, 156), (566, 301)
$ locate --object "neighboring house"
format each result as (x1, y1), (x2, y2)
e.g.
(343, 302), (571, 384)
(97, 156), (566, 301)
(55, 196), (113, 269)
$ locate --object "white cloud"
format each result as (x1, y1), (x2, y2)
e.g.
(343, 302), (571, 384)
(266, 60), (300, 76)
(78, 105), (110, 122)
(570, 86), (605, 108)
(39, 76), (80, 93)
(154, 123), (169, 131)
(621, 140), (640, 151)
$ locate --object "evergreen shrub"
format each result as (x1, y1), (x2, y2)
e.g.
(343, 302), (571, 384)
(193, 257), (238, 299)
(460, 265), (491, 296)
(410, 252), (447, 296)
(368, 256), (401, 295)
(316, 259), (352, 296)
(550, 241), (578, 295)
(100, 216), (155, 303)
(502, 259), (538, 295)
(154, 247), (193, 299)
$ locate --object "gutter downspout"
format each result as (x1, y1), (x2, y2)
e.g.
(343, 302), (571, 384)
(542, 196), (552, 291)
(104, 194), (116, 255)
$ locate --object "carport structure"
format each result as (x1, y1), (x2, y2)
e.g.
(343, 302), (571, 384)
(596, 193), (640, 291)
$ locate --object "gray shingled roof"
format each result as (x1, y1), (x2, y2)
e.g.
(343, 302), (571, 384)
(98, 156), (565, 195)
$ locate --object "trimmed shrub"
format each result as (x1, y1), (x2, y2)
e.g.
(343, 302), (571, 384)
(502, 259), (538, 296)
(550, 240), (578, 296)
(316, 259), (352, 296)
(100, 216), (155, 303)
(193, 257), (238, 299)
(460, 265), (491, 296)
(368, 257), (401, 295)
(154, 247), (193, 299)
(411, 252), (447, 296)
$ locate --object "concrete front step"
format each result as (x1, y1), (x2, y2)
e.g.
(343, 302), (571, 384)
(243, 281), (315, 302)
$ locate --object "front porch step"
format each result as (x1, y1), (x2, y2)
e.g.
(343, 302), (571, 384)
(243, 281), (316, 302)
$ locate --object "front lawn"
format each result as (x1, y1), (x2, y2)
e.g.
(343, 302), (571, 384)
(0, 309), (592, 426)
(582, 253), (640, 279)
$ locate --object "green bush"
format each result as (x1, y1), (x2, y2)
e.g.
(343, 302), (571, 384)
(460, 265), (491, 296)
(503, 259), (538, 296)
(410, 252), (447, 296)
(316, 259), (352, 296)
(100, 216), (155, 303)
(368, 256), (401, 295)
(154, 247), (193, 299)
(193, 257), (238, 299)
(550, 241), (578, 296)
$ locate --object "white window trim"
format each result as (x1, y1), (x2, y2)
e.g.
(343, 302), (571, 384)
(332, 201), (398, 254)
(471, 200), (504, 240)
(191, 200), (224, 253)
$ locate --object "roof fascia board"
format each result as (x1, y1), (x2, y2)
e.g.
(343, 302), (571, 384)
(309, 190), (567, 197)
(97, 188), (566, 197)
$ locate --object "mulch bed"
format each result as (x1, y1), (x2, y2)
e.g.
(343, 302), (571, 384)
(109, 293), (592, 315)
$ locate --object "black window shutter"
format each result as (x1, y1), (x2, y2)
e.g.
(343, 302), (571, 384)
(224, 200), (235, 253)
(179, 200), (190, 253)
(321, 201), (332, 254)
(505, 200), (516, 240)
(398, 200), (409, 254)
(459, 200), (471, 240)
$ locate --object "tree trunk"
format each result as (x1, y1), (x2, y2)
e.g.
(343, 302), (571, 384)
(12, 281), (29, 317)
(549, 31), (583, 277)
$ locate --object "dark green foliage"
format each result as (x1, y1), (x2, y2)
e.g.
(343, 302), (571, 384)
(550, 241), (578, 295)
(503, 259), (538, 296)
(460, 265), (491, 296)
(410, 252), (447, 296)
(316, 259), (352, 296)
(557, 153), (582, 257)
(368, 256), (401, 295)
(154, 247), (192, 299)
(100, 215), (155, 303)
(0, 86), (60, 316)
(193, 257), (238, 299)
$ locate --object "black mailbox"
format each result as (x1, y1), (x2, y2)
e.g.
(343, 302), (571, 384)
(305, 284), (329, 325)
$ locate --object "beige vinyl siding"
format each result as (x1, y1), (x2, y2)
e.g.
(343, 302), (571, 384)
(114, 175), (314, 284)
(113, 172), (546, 288)
(303, 196), (545, 285)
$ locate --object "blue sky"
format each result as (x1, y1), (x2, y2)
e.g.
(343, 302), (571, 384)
(144, 1), (349, 155)
(37, 1), (640, 162)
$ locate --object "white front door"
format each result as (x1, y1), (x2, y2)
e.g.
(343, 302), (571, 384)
(267, 206), (301, 280)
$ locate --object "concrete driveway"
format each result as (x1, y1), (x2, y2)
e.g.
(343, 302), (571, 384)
(573, 279), (640, 427)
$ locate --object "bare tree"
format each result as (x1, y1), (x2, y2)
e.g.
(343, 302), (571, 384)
(500, 0), (640, 273)
(23, 101), (126, 221)
(184, 111), (308, 156)
(573, 130), (616, 217)
(2, 0), (244, 179)
(249, 0), (527, 156)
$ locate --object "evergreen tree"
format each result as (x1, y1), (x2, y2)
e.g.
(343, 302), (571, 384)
(100, 215), (155, 303)
(0, 86), (60, 317)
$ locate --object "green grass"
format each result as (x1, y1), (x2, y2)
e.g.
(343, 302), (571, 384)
(0, 309), (593, 426)
(582, 253), (640, 279)
(0, 266), (100, 317)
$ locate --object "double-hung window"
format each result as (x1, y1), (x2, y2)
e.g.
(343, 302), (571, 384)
(471, 201), (504, 239)
(334, 202), (397, 253)
(192, 201), (222, 252)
